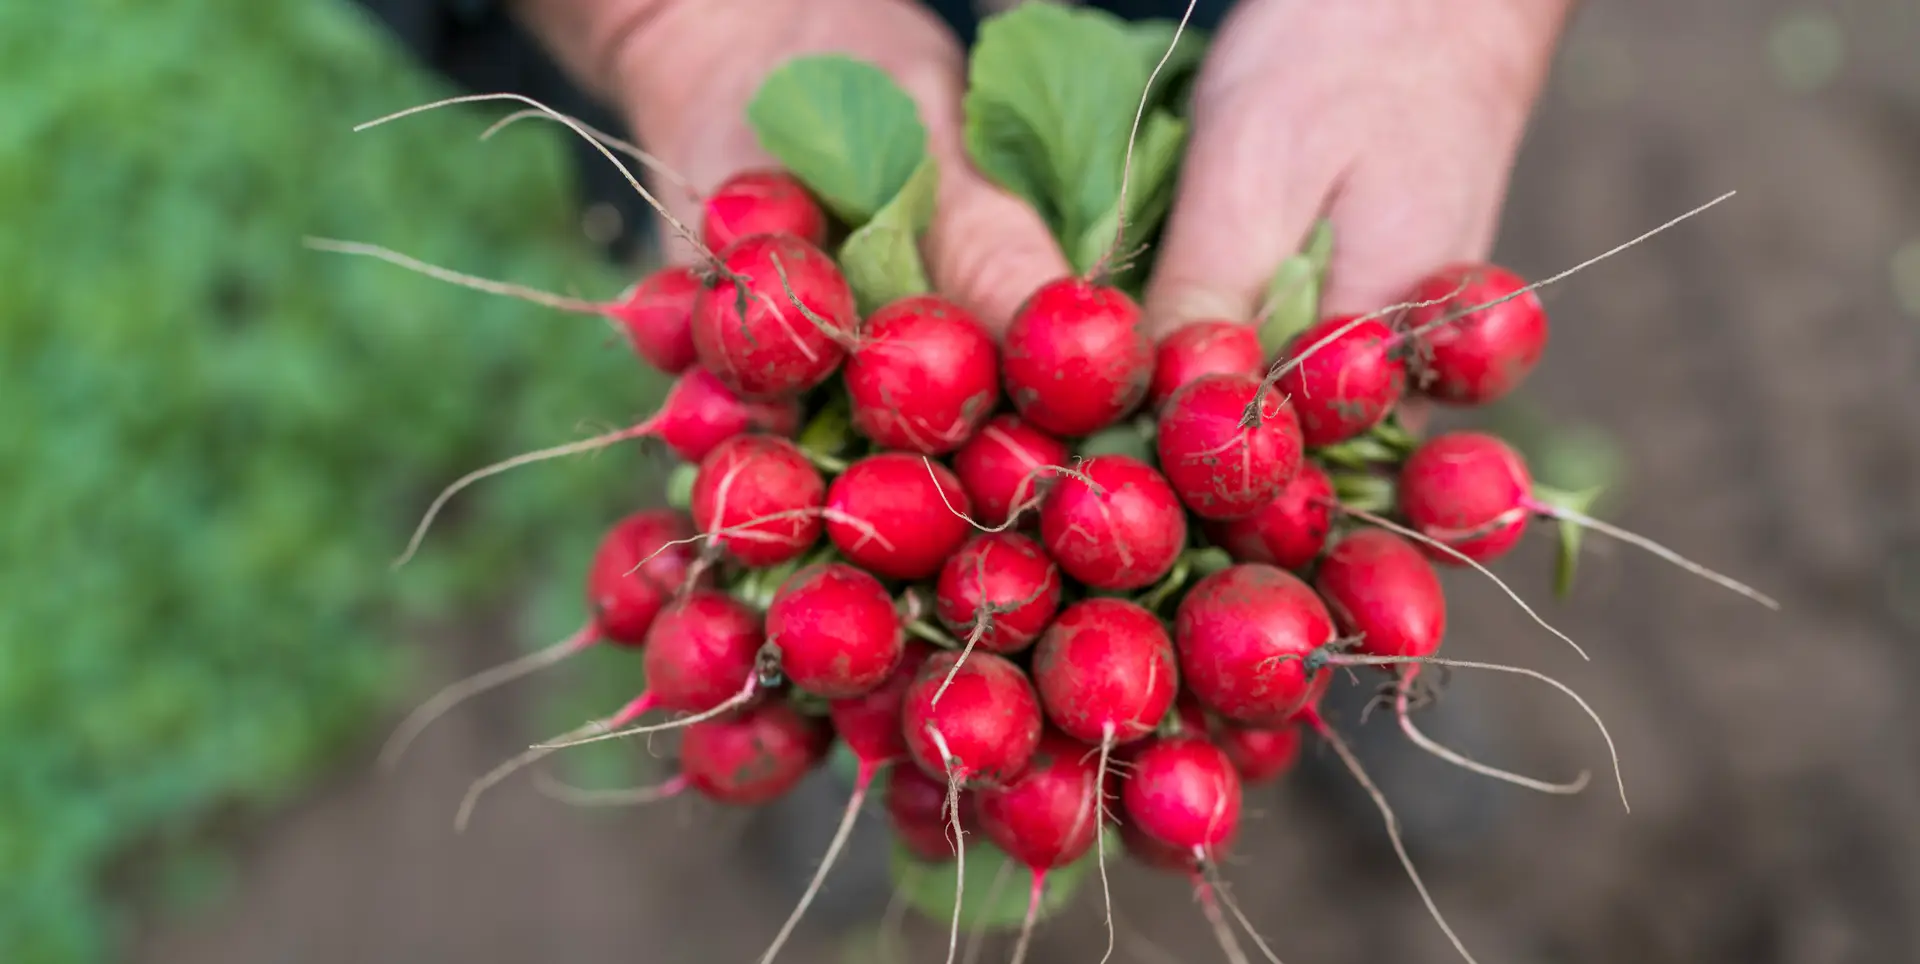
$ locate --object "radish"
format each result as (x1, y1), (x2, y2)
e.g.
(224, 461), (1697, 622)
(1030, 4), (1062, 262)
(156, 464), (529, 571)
(825, 454), (973, 581)
(606, 264), (702, 373)
(1001, 278), (1155, 438)
(974, 730), (1104, 964)
(1120, 733), (1240, 863)
(690, 232), (858, 400)
(377, 509), (704, 768)
(1174, 564), (1334, 725)
(843, 295), (1000, 455)
(393, 367), (800, 567)
(690, 433), (826, 567)
(933, 532), (1062, 656)
(1154, 372), (1304, 520)
(950, 414), (1071, 528)
(765, 563), (903, 698)
(1400, 262), (1547, 405)
(1032, 598), (1178, 748)
(701, 170), (829, 253)
(682, 699), (834, 805)
(826, 640), (935, 770)
(1147, 320), (1264, 412)
(887, 765), (965, 862)
(1172, 696), (1301, 786)
(1273, 315), (1407, 447)
(902, 651), (1044, 786)
(1203, 459), (1335, 570)
(1314, 529), (1447, 660)
(1039, 454), (1186, 591)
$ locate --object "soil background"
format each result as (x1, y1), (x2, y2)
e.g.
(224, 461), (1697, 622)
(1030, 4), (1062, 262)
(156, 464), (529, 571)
(132, 1), (1920, 962)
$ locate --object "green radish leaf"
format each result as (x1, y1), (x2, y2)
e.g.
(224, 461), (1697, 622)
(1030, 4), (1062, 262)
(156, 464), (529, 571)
(1314, 435), (1399, 470)
(1535, 484), (1607, 598)
(1071, 110), (1188, 278)
(1257, 219), (1335, 356)
(1126, 20), (1211, 112)
(665, 462), (698, 511)
(964, 3), (1194, 269)
(747, 55), (928, 225)
(838, 155), (938, 314)
(888, 829), (1110, 930)
(1077, 420), (1156, 462)
(1330, 471), (1396, 514)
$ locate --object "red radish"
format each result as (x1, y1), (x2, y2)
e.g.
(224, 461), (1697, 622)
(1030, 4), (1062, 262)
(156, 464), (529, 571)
(1039, 454), (1186, 591)
(1001, 278), (1154, 437)
(700, 170), (829, 253)
(1148, 320), (1263, 411)
(887, 765), (965, 862)
(681, 700), (833, 805)
(1154, 372), (1304, 520)
(690, 434), (825, 567)
(951, 414), (1071, 528)
(1121, 734), (1241, 861)
(1174, 564), (1335, 725)
(1116, 790), (1256, 964)
(1171, 695), (1303, 785)
(825, 453), (972, 581)
(1315, 529), (1447, 659)
(1274, 314), (1407, 446)
(1401, 262), (1547, 405)
(393, 367), (799, 568)
(843, 295), (1000, 455)
(901, 651), (1043, 786)
(379, 508), (705, 769)
(1203, 459), (1335, 570)
(933, 532), (1062, 655)
(765, 563), (903, 698)
(828, 641), (936, 770)
(975, 730), (1105, 962)
(606, 265), (702, 373)
(1032, 599), (1178, 747)
(690, 232), (857, 399)
(1397, 431), (1532, 565)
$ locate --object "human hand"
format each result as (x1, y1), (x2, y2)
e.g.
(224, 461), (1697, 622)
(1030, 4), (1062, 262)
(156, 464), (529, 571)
(513, 0), (1070, 333)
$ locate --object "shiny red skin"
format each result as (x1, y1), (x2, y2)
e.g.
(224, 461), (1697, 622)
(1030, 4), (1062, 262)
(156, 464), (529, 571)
(975, 731), (1103, 871)
(689, 434), (825, 567)
(951, 414), (1070, 528)
(650, 367), (802, 463)
(1032, 598), (1178, 746)
(1203, 460), (1335, 571)
(1315, 529), (1447, 659)
(586, 509), (705, 645)
(608, 265), (700, 373)
(1001, 278), (1154, 437)
(1148, 320), (1264, 412)
(765, 563), (903, 699)
(640, 591), (764, 713)
(1039, 454), (1187, 591)
(700, 170), (828, 253)
(825, 453), (973, 581)
(886, 765), (966, 862)
(1175, 564), (1335, 726)
(690, 233), (856, 399)
(844, 295), (1000, 455)
(1274, 315), (1407, 447)
(1155, 372), (1305, 520)
(1402, 262), (1548, 405)
(901, 651), (1043, 786)
(1171, 695), (1303, 785)
(1397, 431), (1533, 565)
(681, 701), (832, 806)
(933, 532), (1061, 655)
(1121, 735), (1242, 857)
(828, 641), (935, 766)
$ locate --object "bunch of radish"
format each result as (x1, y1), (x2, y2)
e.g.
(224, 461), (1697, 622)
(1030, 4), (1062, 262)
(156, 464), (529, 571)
(322, 6), (1772, 964)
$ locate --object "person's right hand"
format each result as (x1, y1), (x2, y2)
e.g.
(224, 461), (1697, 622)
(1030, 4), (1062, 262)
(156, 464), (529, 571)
(514, 0), (1070, 334)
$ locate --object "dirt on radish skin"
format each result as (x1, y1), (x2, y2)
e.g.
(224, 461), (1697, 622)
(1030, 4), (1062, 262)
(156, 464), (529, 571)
(1121, 734), (1243, 859)
(1032, 598), (1179, 746)
(934, 532), (1062, 654)
(681, 700), (834, 805)
(700, 170), (829, 253)
(1039, 454), (1187, 591)
(586, 509), (708, 644)
(1155, 372), (1304, 520)
(1315, 529), (1448, 659)
(607, 265), (702, 374)
(1398, 431), (1534, 565)
(975, 730), (1104, 871)
(901, 651), (1044, 785)
(765, 563), (904, 699)
(1001, 278), (1155, 438)
(640, 590), (768, 713)
(824, 454), (974, 581)
(1402, 262), (1548, 406)
(843, 295), (1000, 455)
(1203, 459), (1335, 571)
(951, 414), (1071, 528)
(1274, 315), (1408, 447)
(689, 433), (826, 567)
(1148, 320), (1264, 412)
(887, 765), (966, 862)
(1175, 564), (1335, 726)
(690, 232), (857, 399)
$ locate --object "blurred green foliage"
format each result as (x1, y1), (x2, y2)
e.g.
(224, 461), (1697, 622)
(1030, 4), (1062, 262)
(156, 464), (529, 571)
(0, 1), (668, 960)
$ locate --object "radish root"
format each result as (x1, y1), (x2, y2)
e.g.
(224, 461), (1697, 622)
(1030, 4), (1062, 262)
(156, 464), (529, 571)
(1200, 861), (1285, 964)
(529, 770), (688, 807)
(755, 762), (879, 964)
(537, 673), (760, 750)
(1007, 870), (1047, 964)
(1088, 0), (1199, 282)
(478, 109), (697, 198)
(1393, 665), (1590, 796)
(1529, 501), (1780, 610)
(378, 624), (597, 770)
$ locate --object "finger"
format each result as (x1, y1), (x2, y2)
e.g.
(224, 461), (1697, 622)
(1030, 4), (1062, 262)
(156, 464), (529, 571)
(1315, 154), (1498, 317)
